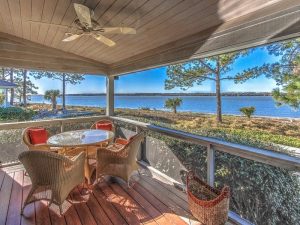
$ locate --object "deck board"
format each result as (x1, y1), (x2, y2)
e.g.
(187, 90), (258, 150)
(0, 165), (222, 225)
(6, 170), (23, 225)
(21, 173), (36, 225)
(98, 182), (142, 225)
(92, 186), (128, 225)
(85, 191), (114, 225)
(0, 172), (15, 225)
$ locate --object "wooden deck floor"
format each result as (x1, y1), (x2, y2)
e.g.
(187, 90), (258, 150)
(0, 164), (204, 225)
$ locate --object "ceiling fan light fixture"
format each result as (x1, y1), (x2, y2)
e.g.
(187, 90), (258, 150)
(28, 3), (137, 47)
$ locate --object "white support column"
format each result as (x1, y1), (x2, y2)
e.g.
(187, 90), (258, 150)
(106, 76), (114, 116)
(207, 144), (215, 186)
(5, 89), (8, 108)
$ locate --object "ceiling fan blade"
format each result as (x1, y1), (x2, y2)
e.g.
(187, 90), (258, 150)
(27, 20), (71, 29)
(74, 3), (92, 28)
(62, 34), (82, 42)
(92, 33), (116, 47)
(102, 27), (136, 34)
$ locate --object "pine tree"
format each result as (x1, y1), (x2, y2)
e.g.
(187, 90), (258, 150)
(165, 50), (267, 123)
(32, 71), (84, 110)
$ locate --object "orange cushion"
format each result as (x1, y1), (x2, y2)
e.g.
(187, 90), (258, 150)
(115, 134), (137, 145)
(28, 128), (48, 145)
(115, 138), (129, 145)
(95, 123), (113, 131)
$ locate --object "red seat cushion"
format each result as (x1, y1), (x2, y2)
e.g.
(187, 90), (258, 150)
(28, 128), (48, 145)
(95, 123), (113, 131)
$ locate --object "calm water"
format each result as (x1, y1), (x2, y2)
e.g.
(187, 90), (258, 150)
(29, 95), (300, 118)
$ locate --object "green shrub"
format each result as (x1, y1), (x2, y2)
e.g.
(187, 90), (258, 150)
(139, 107), (150, 110)
(204, 127), (300, 149)
(115, 115), (300, 224)
(0, 107), (36, 121)
(240, 106), (256, 119)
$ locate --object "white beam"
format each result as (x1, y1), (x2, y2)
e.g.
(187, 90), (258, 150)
(106, 76), (114, 116)
(5, 89), (8, 108)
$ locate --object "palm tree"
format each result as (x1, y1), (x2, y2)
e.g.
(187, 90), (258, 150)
(44, 90), (60, 110)
(165, 97), (183, 113)
(240, 106), (255, 119)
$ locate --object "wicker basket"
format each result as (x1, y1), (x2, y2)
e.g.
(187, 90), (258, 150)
(187, 171), (230, 225)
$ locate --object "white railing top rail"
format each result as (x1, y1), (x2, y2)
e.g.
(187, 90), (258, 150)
(110, 116), (300, 171)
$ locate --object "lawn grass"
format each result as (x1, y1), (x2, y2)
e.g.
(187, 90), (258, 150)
(115, 108), (300, 150)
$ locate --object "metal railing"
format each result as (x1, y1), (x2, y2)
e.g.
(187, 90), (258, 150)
(0, 115), (108, 132)
(110, 117), (300, 172)
(1, 114), (299, 173)
(0, 115), (299, 224)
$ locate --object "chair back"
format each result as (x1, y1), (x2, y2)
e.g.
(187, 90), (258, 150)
(22, 127), (50, 148)
(124, 132), (145, 163)
(91, 119), (115, 133)
(18, 151), (71, 185)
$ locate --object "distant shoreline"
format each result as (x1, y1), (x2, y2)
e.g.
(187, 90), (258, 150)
(31, 92), (272, 97)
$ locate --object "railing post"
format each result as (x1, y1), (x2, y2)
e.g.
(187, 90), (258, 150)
(207, 144), (215, 186)
(60, 121), (64, 133)
(136, 126), (148, 163)
(106, 76), (114, 116)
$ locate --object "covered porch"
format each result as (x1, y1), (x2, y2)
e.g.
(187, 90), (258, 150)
(0, 0), (300, 224)
(0, 161), (200, 225)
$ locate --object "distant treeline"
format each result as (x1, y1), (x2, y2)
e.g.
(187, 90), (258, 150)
(32, 92), (272, 97)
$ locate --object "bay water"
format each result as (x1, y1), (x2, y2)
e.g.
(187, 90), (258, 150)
(29, 95), (300, 118)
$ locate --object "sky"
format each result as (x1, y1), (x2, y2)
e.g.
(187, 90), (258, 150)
(31, 46), (279, 94)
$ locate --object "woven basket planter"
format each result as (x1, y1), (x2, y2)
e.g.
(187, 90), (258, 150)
(187, 171), (230, 225)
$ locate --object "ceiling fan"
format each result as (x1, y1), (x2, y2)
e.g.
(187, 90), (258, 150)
(28, 3), (137, 47)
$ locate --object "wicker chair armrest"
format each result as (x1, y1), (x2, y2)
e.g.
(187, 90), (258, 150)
(64, 152), (86, 174)
(32, 143), (50, 148)
(71, 152), (86, 165)
(97, 144), (128, 158)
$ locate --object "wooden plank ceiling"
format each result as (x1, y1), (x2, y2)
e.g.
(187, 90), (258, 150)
(0, 0), (299, 75)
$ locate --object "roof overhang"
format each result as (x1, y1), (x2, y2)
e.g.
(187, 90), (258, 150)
(0, 0), (299, 76)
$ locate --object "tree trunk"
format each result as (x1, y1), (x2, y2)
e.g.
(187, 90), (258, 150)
(23, 70), (27, 107)
(62, 73), (66, 110)
(1, 68), (5, 79)
(174, 106), (177, 114)
(9, 68), (14, 106)
(216, 71), (222, 123)
(52, 97), (57, 110)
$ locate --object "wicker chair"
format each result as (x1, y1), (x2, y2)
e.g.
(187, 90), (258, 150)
(22, 127), (60, 152)
(95, 132), (144, 186)
(87, 119), (116, 160)
(90, 119), (115, 133)
(18, 150), (86, 214)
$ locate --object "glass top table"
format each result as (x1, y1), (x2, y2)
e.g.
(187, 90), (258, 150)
(47, 129), (114, 147)
(47, 129), (115, 184)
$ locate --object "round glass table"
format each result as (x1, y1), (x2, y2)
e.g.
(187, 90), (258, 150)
(47, 129), (114, 147)
(47, 129), (115, 184)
